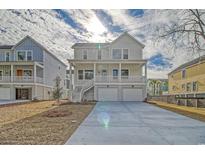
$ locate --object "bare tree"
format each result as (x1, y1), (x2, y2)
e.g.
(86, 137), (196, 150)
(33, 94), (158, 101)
(157, 9), (205, 56)
(53, 76), (63, 104)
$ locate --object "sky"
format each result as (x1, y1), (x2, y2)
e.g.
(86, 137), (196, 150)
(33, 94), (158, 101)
(0, 9), (203, 79)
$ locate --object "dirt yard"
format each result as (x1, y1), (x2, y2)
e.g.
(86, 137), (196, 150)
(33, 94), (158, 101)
(0, 102), (95, 144)
(0, 101), (56, 126)
(148, 101), (205, 122)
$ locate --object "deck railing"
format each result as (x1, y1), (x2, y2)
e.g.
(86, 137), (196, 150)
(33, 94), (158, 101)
(95, 75), (146, 83)
(0, 76), (43, 83)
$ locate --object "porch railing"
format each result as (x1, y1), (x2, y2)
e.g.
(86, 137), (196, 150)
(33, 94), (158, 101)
(95, 75), (146, 83)
(0, 76), (43, 83)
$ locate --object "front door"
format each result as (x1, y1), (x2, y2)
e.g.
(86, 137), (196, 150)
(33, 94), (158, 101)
(16, 70), (23, 76)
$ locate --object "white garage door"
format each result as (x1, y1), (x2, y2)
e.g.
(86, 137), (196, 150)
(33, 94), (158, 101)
(123, 88), (143, 101)
(0, 88), (11, 100)
(98, 88), (118, 101)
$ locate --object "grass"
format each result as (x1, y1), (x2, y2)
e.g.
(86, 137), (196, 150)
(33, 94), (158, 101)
(147, 100), (205, 122)
(0, 102), (95, 145)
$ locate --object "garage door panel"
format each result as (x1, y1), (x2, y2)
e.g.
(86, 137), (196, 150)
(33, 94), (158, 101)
(98, 88), (118, 101)
(0, 88), (11, 100)
(123, 88), (143, 101)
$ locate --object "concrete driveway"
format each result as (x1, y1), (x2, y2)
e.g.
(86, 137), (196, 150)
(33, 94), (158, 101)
(66, 102), (205, 145)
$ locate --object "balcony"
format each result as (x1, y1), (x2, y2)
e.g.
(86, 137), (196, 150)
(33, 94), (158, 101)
(95, 76), (146, 84)
(0, 76), (43, 83)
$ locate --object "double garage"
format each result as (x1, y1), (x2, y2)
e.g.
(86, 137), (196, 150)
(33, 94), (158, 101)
(97, 86), (145, 102)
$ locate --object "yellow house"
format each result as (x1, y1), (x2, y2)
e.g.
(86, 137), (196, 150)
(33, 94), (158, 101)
(168, 55), (205, 98)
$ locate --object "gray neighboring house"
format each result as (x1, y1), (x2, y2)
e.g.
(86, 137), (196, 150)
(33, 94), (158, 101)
(0, 36), (68, 101)
(68, 32), (147, 102)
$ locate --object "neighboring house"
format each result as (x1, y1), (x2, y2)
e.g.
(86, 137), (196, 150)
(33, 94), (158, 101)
(147, 78), (168, 96)
(0, 36), (68, 101)
(68, 32), (147, 102)
(168, 55), (205, 98)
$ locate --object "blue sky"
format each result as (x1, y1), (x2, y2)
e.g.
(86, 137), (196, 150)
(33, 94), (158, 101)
(0, 9), (197, 78)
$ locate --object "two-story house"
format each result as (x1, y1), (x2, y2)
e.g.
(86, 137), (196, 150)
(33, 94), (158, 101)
(68, 32), (147, 102)
(168, 55), (205, 101)
(0, 36), (68, 101)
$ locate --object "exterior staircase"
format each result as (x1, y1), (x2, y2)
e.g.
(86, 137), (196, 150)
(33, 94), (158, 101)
(71, 79), (94, 102)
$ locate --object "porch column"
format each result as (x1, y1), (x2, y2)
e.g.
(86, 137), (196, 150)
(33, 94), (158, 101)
(94, 63), (96, 82)
(69, 63), (73, 90)
(11, 64), (13, 82)
(144, 63), (147, 98)
(34, 62), (37, 83)
(119, 63), (121, 82)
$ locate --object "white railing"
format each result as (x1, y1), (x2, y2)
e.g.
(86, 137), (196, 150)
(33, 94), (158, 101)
(95, 75), (146, 83)
(0, 76), (11, 82)
(13, 76), (34, 82)
(0, 76), (43, 83)
(72, 79), (94, 102)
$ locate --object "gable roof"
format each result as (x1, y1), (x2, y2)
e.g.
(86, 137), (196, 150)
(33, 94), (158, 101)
(111, 32), (145, 48)
(12, 35), (67, 67)
(168, 54), (205, 75)
(71, 43), (110, 49)
(71, 32), (145, 49)
(0, 45), (14, 49)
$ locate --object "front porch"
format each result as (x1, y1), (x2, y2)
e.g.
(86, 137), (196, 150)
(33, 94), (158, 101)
(69, 61), (147, 87)
(0, 62), (44, 84)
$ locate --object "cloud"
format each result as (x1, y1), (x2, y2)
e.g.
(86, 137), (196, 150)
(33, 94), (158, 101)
(0, 9), (204, 79)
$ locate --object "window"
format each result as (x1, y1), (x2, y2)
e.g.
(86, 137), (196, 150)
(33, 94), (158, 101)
(182, 84), (185, 90)
(17, 50), (32, 61)
(83, 50), (87, 59)
(193, 81), (198, 91)
(186, 82), (191, 92)
(102, 69), (107, 76)
(98, 50), (101, 59)
(112, 49), (121, 59)
(123, 49), (128, 59)
(182, 69), (186, 79)
(113, 69), (118, 79)
(23, 70), (32, 77)
(85, 70), (93, 80)
(5, 52), (10, 61)
(0, 70), (2, 80)
(78, 70), (83, 80)
(27, 51), (32, 61)
(121, 69), (129, 79)
(17, 51), (26, 61)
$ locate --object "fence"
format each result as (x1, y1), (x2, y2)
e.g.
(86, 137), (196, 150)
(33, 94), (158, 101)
(147, 95), (205, 108)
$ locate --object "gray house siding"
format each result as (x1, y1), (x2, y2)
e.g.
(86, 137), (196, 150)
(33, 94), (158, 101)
(44, 50), (67, 88)
(14, 38), (44, 62)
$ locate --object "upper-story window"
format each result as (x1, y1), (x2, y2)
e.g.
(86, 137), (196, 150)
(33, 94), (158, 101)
(123, 49), (128, 59)
(112, 49), (121, 59)
(83, 50), (87, 59)
(17, 50), (33, 61)
(27, 51), (32, 61)
(98, 50), (101, 59)
(192, 81), (198, 91)
(186, 82), (191, 92)
(5, 52), (10, 61)
(182, 69), (186, 79)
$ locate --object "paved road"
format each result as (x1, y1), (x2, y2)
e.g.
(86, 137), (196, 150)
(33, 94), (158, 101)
(66, 102), (205, 145)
